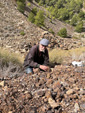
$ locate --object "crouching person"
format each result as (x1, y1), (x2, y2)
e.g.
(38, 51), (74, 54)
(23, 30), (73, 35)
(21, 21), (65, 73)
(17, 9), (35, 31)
(23, 38), (50, 74)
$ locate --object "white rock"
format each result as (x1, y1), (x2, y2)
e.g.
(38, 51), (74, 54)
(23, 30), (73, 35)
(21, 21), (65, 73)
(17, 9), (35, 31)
(74, 103), (80, 112)
(72, 61), (85, 67)
(48, 97), (59, 108)
(0, 81), (4, 87)
(8, 111), (13, 113)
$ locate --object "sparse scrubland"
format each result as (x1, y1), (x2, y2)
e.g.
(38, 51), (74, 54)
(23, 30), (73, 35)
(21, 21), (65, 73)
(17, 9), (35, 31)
(0, 47), (85, 69)
(0, 48), (24, 77)
(0, 48), (24, 66)
(49, 47), (85, 64)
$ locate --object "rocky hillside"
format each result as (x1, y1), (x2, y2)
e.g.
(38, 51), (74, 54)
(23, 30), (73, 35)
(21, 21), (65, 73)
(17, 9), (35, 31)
(1, 0), (84, 54)
(0, 0), (44, 51)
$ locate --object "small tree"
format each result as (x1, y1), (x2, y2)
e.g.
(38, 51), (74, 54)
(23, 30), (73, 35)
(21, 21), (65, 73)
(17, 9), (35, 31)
(75, 21), (83, 33)
(57, 8), (69, 21)
(35, 10), (45, 27)
(70, 15), (78, 26)
(31, 7), (37, 15)
(17, 0), (25, 13)
(78, 11), (85, 19)
(58, 28), (67, 38)
(28, 12), (35, 23)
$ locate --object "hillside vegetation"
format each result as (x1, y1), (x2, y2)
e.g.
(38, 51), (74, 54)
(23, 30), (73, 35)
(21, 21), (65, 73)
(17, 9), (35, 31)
(17, 0), (85, 34)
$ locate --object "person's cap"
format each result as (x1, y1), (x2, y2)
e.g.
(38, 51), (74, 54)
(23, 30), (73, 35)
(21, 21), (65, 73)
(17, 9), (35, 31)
(40, 39), (49, 46)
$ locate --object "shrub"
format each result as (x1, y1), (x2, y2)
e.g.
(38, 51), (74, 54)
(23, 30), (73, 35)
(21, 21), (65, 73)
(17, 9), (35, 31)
(35, 10), (45, 27)
(0, 48), (24, 67)
(70, 15), (78, 26)
(27, 2), (31, 7)
(31, 7), (37, 15)
(39, 0), (43, 6)
(28, 12), (35, 23)
(48, 28), (55, 35)
(57, 28), (67, 38)
(0, 48), (24, 77)
(57, 8), (69, 21)
(20, 31), (25, 35)
(17, 1), (25, 13)
(75, 21), (83, 33)
(78, 11), (85, 19)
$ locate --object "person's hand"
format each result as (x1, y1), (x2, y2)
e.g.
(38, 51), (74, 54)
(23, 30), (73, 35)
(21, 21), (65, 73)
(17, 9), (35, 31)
(39, 65), (49, 71)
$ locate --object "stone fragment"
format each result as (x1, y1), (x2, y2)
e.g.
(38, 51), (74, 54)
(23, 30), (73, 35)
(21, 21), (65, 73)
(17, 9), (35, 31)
(25, 92), (32, 99)
(45, 91), (51, 99)
(46, 79), (53, 86)
(52, 81), (61, 90)
(47, 73), (51, 79)
(74, 102), (80, 112)
(69, 78), (75, 83)
(0, 81), (5, 87)
(48, 97), (59, 108)
(8, 111), (13, 113)
(37, 90), (45, 97)
(66, 89), (74, 95)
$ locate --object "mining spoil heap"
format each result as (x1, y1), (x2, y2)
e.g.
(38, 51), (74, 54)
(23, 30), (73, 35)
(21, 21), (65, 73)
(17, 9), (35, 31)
(0, 65), (85, 113)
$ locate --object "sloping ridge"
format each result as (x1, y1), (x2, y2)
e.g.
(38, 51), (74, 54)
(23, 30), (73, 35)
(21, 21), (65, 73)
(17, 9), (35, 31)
(0, 0), (74, 40)
(0, 0), (44, 40)
(0, 0), (75, 52)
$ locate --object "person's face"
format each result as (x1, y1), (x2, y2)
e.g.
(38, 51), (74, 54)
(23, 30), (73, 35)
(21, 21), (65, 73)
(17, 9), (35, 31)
(39, 44), (47, 52)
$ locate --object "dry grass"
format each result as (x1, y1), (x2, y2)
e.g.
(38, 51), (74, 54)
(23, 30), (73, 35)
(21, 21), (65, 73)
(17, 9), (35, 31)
(49, 48), (69, 64)
(69, 47), (85, 61)
(0, 48), (24, 78)
(49, 47), (85, 64)
(0, 48), (24, 66)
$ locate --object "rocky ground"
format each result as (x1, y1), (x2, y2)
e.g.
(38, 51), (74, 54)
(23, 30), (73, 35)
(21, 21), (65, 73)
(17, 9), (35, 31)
(0, 65), (85, 113)
(0, 0), (85, 113)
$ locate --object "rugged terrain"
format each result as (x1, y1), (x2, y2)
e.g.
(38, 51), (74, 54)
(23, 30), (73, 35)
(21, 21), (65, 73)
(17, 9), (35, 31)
(0, 0), (85, 113)
(0, 65), (85, 113)
(1, 0), (85, 54)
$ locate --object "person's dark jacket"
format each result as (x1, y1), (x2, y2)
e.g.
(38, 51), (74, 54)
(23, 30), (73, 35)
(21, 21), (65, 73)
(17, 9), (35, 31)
(23, 45), (49, 68)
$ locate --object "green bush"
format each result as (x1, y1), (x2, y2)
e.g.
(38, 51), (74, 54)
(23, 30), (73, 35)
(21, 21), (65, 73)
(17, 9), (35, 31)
(28, 12), (35, 23)
(57, 8), (69, 21)
(35, 10), (45, 27)
(48, 28), (55, 35)
(17, 1), (25, 13)
(27, 2), (31, 7)
(75, 21), (83, 33)
(20, 31), (25, 35)
(70, 15), (78, 26)
(57, 28), (67, 38)
(78, 11), (85, 19)
(31, 7), (37, 15)
(39, 0), (44, 6)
